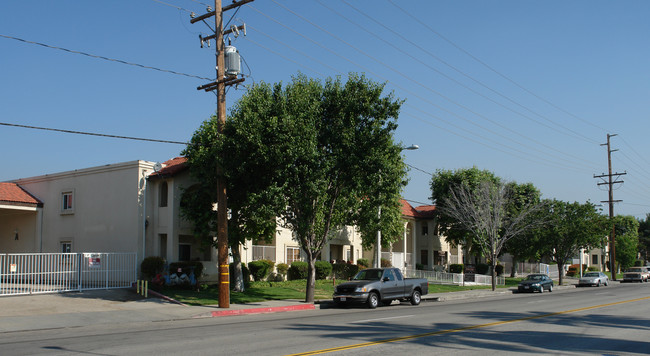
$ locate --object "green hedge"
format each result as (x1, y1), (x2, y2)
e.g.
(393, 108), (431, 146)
(357, 258), (369, 269)
(495, 264), (504, 276)
(141, 256), (165, 280)
(449, 264), (464, 274)
(287, 261), (308, 280)
(332, 263), (360, 280)
(476, 263), (489, 275)
(315, 261), (332, 280)
(276, 263), (289, 277)
(248, 259), (275, 281)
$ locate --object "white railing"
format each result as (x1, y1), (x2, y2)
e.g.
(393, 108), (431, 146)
(404, 269), (505, 286)
(0, 253), (137, 297)
(252, 245), (276, 262)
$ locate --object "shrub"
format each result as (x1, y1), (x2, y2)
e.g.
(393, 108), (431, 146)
(287, 261), (308, 280)
(357, 258), (370, 269)
(248, 260), (274, 281)
(495, 264), (504, 276)
(332, 263), (360, 280)
(476, 263), (489, 275)
(449, 264), (464, 274)
(276, 263), (289, 277)
(315, 261), (332, 280)
(380, 258), (392, 267)
(416, 263), (425, 271)
(634, 260), (643, 267)
(141, 256), (165, 280)
(587, 266), (599, 272)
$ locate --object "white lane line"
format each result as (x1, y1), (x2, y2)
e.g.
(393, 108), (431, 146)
(351, 315), (414, 324)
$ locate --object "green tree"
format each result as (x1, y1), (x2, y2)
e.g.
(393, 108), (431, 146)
(613, 215), (640, 271)
(537, 200), (608, 286)
(503, 182), (543, 277)
(203, 73), (406, 303)
(637, 214), (650, 263)
(430, 167), (501, 261)
(440, 180), (542, 290)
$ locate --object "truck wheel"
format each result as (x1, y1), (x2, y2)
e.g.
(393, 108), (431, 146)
(410, 290), (421, 305)
(367, 292), (379, 309)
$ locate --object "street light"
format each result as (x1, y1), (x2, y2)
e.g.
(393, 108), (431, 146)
(375, 144), (419, 268)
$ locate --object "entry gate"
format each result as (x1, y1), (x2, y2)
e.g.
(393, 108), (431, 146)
(0, 253), (137, 296)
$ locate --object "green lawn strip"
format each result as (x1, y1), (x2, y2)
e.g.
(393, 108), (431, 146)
(158, 278), (524, 306)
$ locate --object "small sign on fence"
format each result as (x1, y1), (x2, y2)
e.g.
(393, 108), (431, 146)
(85, 253), (101, 268)
(10, 263), (17, 273)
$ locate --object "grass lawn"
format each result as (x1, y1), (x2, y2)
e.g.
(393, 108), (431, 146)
(159, 277), (522, 306)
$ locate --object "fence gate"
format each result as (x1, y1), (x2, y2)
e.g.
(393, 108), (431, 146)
(0, 252), (137, 297)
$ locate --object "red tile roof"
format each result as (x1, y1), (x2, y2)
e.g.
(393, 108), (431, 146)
(0, 183), (42, 207)
(400, 199), (436, 219)
(148, 157), (188, 178)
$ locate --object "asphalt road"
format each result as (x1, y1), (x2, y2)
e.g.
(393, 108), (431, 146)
(2, 282), (650, 355)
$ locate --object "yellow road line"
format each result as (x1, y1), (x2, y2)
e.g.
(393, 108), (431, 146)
(286, 295), (650, 356)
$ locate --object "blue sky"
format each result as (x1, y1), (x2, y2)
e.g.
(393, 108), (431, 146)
(1, 1), (649, 218)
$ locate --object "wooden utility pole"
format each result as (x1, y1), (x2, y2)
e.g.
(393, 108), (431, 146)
(594, 133), (626, 281)
(191, 0), (251, 308)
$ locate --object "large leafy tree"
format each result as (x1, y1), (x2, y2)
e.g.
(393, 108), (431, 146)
(537, 200), (608, 285)
(637, 214), (650, 263)
(503, 182), (543, 276)
(613, 215), (640, 271)
(192, 73), (407, 303)
(430, 167), (501, 260)
(439, 180), (542, 290)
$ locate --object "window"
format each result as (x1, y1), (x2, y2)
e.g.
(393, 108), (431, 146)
(421, 250), (429, 266)
(421, 225), (428, 235)
(178, 243), (191, 261)
(61, 191), (74, 214)
(286, 247), (301, 264)
(382, 269), (396, 281)
(60, 241), (72, 253)
(159, 182), (168, 207)
(592, 254), (599, 265)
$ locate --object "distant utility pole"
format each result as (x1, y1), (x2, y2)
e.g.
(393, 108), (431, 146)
(191, 0), (252, 308)
(593, 133), (626, 281)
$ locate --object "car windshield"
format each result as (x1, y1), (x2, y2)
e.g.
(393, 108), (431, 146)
(583, 272), (599, 277)
(627, 268), (642, 272)
(526, 275), (543, 280)
(353, 269), (382, 281)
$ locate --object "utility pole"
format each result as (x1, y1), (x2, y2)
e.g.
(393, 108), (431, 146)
(594, 133), (626, 281)
(191, 0), (252, 308)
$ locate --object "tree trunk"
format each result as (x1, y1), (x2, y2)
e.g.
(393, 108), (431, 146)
(305, 256), (316, 303)
(557, 261), (564, 286)
(491, 256), (497, 291)
(510, 255), (518, 278)
(232, 245), (244, 292)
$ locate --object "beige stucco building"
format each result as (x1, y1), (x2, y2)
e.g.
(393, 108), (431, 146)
(2, 157), (460, 282)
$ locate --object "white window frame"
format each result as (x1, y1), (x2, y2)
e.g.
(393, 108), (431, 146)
(60, 241), (72, 253)
(61, 189), (75, 214)
(286, 246), (301, 264)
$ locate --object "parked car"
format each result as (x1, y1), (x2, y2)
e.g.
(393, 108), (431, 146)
(622, 267), (650, 283)
(578, 271), (609, 287)
(517, 274), (554, 293)
(332, 267), (429, 308)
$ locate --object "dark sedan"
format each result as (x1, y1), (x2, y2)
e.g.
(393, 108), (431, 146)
(518, 274), (553, 293)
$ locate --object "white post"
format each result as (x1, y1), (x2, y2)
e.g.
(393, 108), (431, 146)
(375, 206), (381, 268)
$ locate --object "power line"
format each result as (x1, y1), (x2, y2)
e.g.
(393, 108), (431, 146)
(0, 122), (188, 145)
(386, 0), (609, 135)
(0, 34), (212, 81)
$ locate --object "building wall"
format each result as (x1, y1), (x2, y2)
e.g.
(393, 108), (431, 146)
(13, 161), (153, 257)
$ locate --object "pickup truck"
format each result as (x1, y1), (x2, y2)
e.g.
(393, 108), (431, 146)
(332, 267), (429, 308)
(623, 266), (650, 283)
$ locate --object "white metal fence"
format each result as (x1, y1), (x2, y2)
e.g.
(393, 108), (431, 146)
(0, 252), (137, 297)
(404, 269), (505, 286)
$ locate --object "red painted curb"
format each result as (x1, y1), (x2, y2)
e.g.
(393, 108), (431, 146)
(210, 303), (315, 317)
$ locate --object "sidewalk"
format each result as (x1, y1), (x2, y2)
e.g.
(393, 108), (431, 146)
(0, 281), (580, 333)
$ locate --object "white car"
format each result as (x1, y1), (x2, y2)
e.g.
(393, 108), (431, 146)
(578, 272), (609, 287)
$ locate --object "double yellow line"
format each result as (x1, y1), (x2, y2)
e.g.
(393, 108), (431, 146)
(287, 295), (650, 355)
